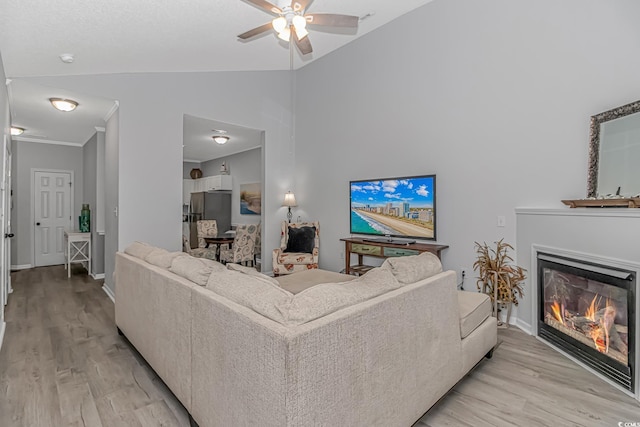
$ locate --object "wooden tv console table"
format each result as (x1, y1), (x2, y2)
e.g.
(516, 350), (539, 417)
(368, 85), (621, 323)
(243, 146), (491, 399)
(340, 237), (449, 276)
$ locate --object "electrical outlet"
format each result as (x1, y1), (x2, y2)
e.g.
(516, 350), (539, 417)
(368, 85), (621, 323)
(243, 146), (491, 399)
(497, 215), (506, 227)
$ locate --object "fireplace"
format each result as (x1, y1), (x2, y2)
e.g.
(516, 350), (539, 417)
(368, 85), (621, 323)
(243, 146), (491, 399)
(537, 253), (636, 392)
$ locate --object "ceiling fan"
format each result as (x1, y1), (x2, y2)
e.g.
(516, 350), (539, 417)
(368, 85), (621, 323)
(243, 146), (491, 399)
(238, 0), (359, 55)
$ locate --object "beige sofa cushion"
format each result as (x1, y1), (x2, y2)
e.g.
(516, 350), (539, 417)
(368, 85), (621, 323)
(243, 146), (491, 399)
(124, 241), (156, 259)
(170, 256), (225, 286)
(275, 269), (356, 294)
(279, 267), (400, 326)
(145, 248), (186, 269)
(226, 263), (280, 286)
(381, 251), (443, 284)
(206, 270), (292, 324)
(457, 291), (492, 339)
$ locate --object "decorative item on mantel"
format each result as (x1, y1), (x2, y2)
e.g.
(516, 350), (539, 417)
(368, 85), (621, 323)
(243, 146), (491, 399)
(190, 168), (203, 179)
(562, 196), (640, 208)
(473, 239), (526, 328)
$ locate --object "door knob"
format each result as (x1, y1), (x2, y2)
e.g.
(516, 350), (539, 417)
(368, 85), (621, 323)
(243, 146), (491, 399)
(36, 222), (41, 226)
(4, 233), (14, 238)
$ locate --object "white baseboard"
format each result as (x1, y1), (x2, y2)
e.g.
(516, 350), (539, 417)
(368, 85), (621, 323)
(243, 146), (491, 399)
(102, 285), (115, 303)
(11, 264), (32, 270)
(0, 321), (5, 353)
(91, 273), (105, 280)
(515, 318), (532, 335)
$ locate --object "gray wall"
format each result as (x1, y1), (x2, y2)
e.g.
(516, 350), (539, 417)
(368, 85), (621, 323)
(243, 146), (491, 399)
(24, 71), (293, 282)
(295, 0), (640, 280)
(201, 147), (262, 226)
(82, 131), (105, 276)
(11, 141), (84, 267)
(183, 161), (201, 179)
(104, 109), (119, 294)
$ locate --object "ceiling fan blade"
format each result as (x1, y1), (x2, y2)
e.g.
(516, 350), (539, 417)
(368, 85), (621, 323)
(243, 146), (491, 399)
(243, 0), (282, 15)
(293, 31), (313, 55)
(306, 13), (359, 28)
(292, 0), (313, 12)
(238, 22), (274, 40)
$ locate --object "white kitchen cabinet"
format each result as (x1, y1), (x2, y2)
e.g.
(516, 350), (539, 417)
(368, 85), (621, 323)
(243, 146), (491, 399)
(201, 175), (232, 191)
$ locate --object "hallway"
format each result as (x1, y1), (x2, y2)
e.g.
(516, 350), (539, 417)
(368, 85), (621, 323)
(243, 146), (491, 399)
(0, 265), (189, 426)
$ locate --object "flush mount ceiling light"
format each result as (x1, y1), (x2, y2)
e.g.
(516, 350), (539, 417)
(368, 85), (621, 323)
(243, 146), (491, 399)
(213, 135), (230, 145)
(10, 126), (24, 136)
(49, 98), (78, 112)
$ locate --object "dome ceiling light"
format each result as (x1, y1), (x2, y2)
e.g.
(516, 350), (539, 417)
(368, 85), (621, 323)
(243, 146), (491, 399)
(49, 98), (79, 112)
(10, 126), (24, 136)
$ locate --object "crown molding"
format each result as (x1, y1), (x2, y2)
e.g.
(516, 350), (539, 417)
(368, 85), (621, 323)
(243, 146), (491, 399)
(13, 136), (82, 147)
(103, 100), (119, 122)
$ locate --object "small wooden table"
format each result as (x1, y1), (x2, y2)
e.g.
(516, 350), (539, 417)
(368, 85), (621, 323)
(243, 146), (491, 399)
(204, 236), (235, 261)
(341, 237), (449, 275)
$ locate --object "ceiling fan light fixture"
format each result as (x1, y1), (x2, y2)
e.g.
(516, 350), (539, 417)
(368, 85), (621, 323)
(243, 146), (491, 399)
(277, 27), (291, 42)
(213, 135), (230, 145)
(10, 126), (24, 136)
(292, 15), (308, 39)
(49, 98), (78, 112)
(272, 16), (287, 33)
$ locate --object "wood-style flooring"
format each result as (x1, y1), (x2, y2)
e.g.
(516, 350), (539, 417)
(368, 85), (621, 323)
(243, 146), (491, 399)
(1, 265), (639, 426)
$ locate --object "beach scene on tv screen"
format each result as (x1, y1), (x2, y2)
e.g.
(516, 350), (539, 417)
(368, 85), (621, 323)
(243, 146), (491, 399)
(350, 176), (435, 238)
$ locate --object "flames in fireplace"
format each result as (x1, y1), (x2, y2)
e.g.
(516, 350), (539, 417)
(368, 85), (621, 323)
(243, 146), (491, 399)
(545, 293), (628, 365)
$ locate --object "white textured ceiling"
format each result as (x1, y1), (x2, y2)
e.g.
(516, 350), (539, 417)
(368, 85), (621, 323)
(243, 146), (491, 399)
(183, 115), (262, 163)
(1, 0), (433, 153)
(0, 0), (434, 77)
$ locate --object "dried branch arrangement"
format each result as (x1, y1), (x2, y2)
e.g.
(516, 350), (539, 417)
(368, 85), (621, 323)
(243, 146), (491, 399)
(473, 239), (526, 305)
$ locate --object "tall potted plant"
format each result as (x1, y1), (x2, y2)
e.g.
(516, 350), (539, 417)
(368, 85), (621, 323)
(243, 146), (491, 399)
(473, 239), (526, 326)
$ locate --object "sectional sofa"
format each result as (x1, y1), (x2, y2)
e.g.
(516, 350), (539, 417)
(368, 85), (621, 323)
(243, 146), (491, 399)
(115, 242), (496, 427)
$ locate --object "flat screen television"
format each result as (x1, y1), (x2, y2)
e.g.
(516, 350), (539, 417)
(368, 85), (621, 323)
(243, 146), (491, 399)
(350, 174), (436, 243)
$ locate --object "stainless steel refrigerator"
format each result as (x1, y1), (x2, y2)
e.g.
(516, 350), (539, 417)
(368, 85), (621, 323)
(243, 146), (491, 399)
(188, 192), (232, 248)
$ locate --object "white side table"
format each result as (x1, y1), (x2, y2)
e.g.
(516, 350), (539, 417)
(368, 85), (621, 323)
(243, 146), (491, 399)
(64, 231), (91, 278)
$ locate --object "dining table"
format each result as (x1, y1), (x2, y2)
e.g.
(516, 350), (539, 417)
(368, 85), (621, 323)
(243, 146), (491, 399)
(203, 235), (235, 261)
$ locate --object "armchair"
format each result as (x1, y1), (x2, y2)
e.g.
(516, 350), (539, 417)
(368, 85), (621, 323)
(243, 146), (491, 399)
(272, 221), (319, 276)
(219, 224), (259, 266)
(191, 220), (218, 260)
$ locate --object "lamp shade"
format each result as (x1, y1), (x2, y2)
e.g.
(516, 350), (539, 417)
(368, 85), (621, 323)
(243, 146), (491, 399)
(282, 191), (297, 207)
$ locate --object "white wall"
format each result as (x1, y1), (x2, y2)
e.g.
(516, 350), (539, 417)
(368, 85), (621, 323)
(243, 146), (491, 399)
(23, 71), (293, 281)
(295, 0), (640, 283)
(0, 52), (9, 340)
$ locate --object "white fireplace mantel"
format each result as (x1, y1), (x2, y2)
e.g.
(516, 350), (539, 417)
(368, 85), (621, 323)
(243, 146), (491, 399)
(515, 206), (640, 401)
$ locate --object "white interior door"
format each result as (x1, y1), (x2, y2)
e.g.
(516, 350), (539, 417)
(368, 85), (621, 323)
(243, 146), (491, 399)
(34, 171), (72, 267)
(1, 136), (11, 306)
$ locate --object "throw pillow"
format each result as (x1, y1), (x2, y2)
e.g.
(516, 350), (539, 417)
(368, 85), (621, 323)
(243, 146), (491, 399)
(226, 263), (280, 286)
(381, 251), (443, 284)
(284, 226), (316, 253)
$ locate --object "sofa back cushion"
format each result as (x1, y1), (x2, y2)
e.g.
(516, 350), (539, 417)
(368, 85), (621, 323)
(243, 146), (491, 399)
(226, 263), (280, 286)
(206, 270), (293, 324)
(170, 256), (225, 286)
(145, 248), (186, 269)
(381, 251), (443, 284)
(124, 241), (156, 260)
(278, 267), (400, 326)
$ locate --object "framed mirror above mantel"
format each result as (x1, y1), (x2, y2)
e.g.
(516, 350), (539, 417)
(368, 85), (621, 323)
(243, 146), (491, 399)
(564, 99), (640, 208)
